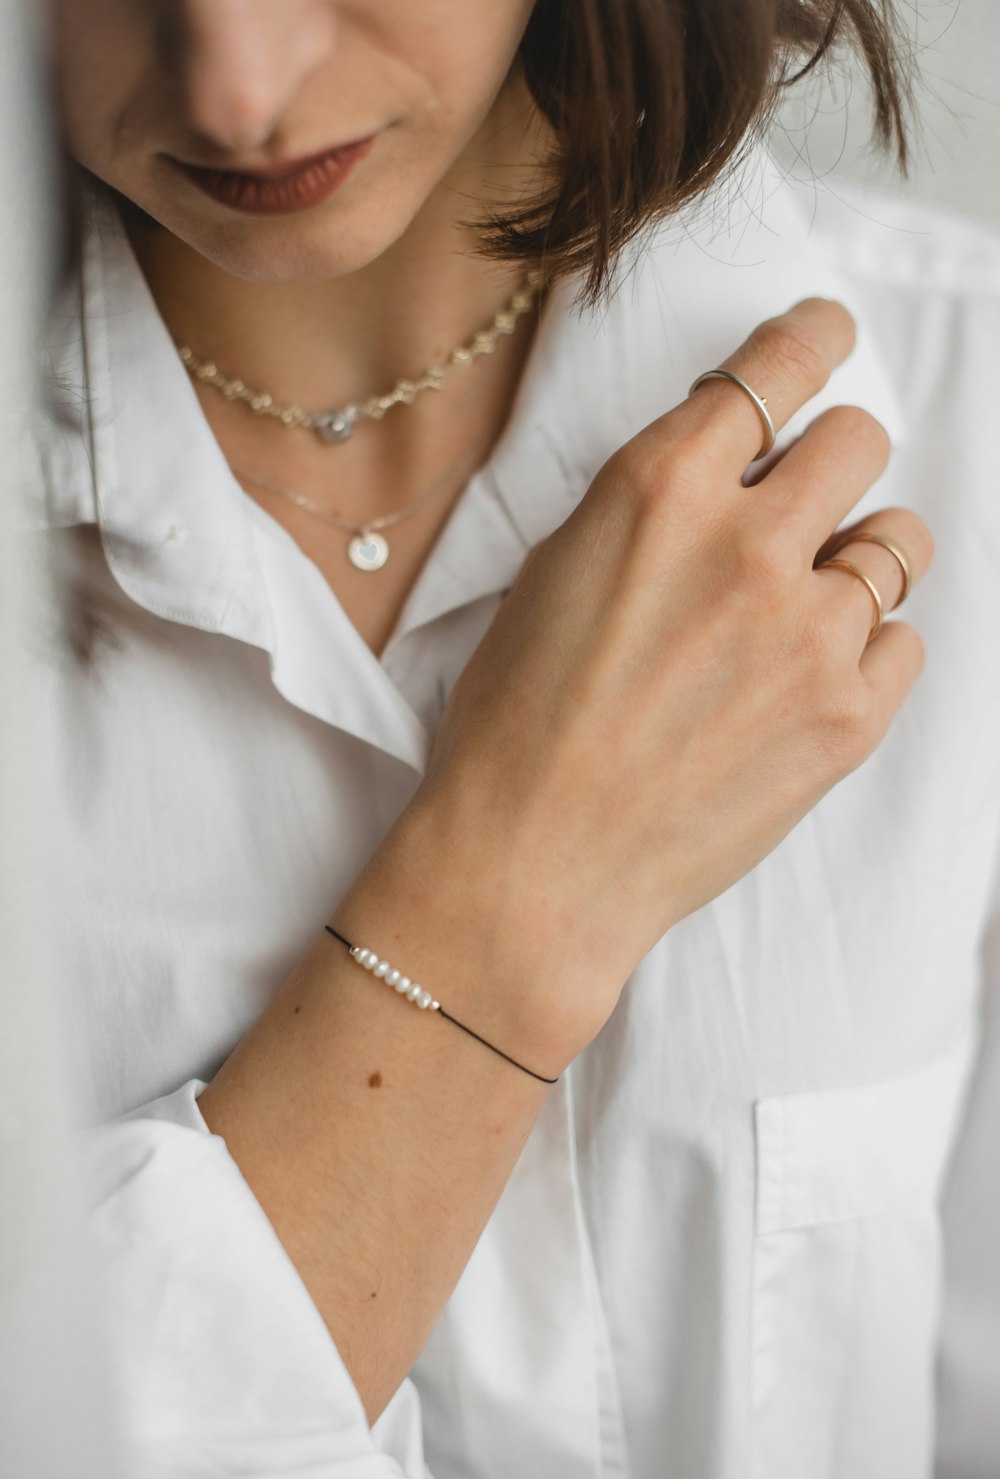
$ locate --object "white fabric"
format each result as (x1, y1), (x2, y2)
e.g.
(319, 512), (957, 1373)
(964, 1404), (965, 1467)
(21, 143), (1000, 1477)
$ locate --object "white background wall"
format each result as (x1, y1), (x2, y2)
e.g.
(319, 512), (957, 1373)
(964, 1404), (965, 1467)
(768, 0), (999, 231)
(0, 6), (126, 1477)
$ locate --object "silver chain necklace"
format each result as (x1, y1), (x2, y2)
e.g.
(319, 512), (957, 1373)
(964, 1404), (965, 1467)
(230, 432), (494, 572)
(179, 269), (545, 445)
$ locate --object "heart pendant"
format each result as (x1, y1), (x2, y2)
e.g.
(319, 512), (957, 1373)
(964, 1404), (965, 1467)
(348, 530), (389, 572)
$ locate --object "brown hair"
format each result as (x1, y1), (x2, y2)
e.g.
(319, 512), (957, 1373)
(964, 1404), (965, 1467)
(473, 0), (916, 307)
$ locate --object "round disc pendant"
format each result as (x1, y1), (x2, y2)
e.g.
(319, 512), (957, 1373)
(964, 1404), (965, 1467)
(348, 530), (389, 572)
(317, 408), (357, 444)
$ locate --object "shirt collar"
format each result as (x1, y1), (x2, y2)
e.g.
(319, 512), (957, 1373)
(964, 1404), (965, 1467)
(37, 148), (908, 770)
(395, 143), (911, 635)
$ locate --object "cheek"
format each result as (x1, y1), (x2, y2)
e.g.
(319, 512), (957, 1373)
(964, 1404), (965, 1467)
(51, 0), (151, 168)
(371, 0), (534, 143)
(48, 0), (539, 285)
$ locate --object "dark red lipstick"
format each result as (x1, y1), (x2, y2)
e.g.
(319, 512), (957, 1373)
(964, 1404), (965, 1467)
(173, 134), (377, 215)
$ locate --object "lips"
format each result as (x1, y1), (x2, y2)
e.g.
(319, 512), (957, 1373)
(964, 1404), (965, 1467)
(173, 134), (377, 215)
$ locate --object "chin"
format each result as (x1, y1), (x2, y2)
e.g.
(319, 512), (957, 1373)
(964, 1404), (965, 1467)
(117, 173), (426, 285)
(184, 224), (406, 285)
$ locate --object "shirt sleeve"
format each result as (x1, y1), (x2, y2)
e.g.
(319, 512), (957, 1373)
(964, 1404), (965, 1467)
(934, 832), (1000, 1477)
(81, 1076), (433, 1479)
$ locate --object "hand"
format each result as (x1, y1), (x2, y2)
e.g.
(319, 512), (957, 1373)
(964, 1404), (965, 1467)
(399, 297), (933, 1062)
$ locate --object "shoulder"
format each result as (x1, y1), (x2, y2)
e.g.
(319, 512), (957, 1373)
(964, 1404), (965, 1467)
(801, 178), (1000, 302)
(798, 179), (1000, 522)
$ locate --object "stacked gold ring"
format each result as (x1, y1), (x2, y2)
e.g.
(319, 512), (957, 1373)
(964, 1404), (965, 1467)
(816, 529), (913, 644)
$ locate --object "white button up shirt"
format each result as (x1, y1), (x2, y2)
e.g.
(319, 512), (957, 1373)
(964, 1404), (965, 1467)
(23, 145), (1000, 1478)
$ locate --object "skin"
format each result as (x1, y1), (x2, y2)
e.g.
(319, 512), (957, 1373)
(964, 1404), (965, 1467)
(52, 0), (541, 287)
(52, 0), (934, 1431)
(51, 0), (552, 659)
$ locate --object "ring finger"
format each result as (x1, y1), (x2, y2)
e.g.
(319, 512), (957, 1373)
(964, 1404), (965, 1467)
(812, 507), (934, 653)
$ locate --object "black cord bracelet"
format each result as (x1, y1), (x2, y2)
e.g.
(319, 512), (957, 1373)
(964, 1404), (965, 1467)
(323, 924), (559, 1085)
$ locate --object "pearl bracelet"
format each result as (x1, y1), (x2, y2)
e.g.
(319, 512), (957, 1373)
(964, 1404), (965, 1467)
(323, 924), (559, 1085)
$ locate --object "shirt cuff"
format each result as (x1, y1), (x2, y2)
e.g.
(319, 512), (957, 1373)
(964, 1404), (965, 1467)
(82, 1076), (431, 1478)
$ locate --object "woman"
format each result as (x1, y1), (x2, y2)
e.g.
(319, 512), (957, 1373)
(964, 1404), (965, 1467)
(30, 1), (1000, 1475)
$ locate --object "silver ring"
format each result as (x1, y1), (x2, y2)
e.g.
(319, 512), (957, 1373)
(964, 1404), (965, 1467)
(688, 368), (777, 461)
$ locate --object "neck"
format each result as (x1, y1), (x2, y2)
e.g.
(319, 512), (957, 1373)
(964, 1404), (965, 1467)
(122, 75), (554, 504)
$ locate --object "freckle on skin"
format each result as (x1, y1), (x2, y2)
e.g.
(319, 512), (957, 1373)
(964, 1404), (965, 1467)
(370, 1291), (377, 1299)
(368, 1070), (383, 1088)
(293, 1005), (301, 1014)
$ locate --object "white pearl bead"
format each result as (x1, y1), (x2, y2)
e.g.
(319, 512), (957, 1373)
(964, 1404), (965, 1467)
(431, 1000), (440, 1011)
(386, 969), (401, 986)
(406, 983), (422, 1001)
(360, 950), (377, 970)
(395, 975), (411, 994)
(416, 990), (433, 1009)
(373, 959), (390, 978)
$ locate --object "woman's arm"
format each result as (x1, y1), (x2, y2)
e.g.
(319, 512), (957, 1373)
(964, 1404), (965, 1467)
(197, 797), (569, 1428)
(196, 295), (933, 1427)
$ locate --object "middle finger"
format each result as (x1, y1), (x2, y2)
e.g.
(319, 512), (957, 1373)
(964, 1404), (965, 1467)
(757, 402), (893, 554)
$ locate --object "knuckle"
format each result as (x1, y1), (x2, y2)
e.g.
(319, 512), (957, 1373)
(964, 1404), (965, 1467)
(817, 681), (873, 769)
(613, 435), (710, 507)
(797, 600), (843, 668)
(665, 440), (718, 497)
(754, 316), (827, 382)
(890, 510), (934, 568)
(668, 431), (720, 488)
(607, 439), (661, 501)
(814, 404), (892, 459)
(894, 619), (927, 673)
(733, 522), (799, 592)
(902, 513), (934, 569)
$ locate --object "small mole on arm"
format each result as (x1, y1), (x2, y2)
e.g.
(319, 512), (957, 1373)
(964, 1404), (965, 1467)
(368, 1070), (383, 1088)
(293, 1005), (301, 1014)
(370, 1291), (378, 1299)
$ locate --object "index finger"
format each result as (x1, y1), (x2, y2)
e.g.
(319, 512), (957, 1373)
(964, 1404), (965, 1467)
(673, 297), (858, 474)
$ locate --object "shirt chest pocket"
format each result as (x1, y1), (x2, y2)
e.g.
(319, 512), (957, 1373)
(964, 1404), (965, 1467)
(750, 1032), (976, 1479)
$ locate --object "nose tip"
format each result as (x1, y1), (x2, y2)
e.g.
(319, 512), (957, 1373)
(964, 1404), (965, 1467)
(176, 5), (338, 155)
(185, 81), (281, 154)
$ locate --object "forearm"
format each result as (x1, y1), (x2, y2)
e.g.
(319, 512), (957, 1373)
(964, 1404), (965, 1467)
(196, 798), (584, 1426)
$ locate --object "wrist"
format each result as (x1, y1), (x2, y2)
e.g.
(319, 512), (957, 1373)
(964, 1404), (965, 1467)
(335, 790), (614, 1080)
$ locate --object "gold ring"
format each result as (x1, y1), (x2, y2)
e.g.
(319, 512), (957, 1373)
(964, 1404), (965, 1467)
(825, 529), (912, 610)
(818, 557), (885, 643)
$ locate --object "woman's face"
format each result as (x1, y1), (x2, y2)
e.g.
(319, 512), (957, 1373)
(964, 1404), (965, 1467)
(50, 0), (540, 282)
